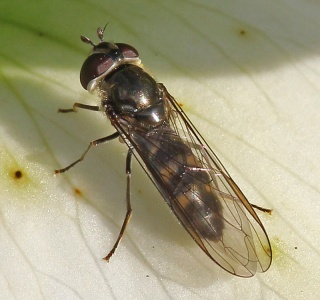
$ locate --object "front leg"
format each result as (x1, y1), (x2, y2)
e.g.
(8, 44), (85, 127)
(58, 102), (100, 113)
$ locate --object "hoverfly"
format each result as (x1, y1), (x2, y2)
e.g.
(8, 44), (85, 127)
(55, 26), (272, 277)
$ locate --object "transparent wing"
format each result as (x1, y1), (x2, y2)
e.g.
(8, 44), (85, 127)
(111, 84), (272, 277)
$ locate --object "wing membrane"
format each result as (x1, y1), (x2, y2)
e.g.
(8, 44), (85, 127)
(110, 84), (272, 277)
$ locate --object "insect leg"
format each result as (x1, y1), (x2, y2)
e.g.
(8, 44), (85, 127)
(251, 204), (272, 214)
(54, 132), (120, 174)
(103, 149), (133, 262)
(58, 102), (100, 113)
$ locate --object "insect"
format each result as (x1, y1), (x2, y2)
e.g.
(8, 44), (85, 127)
(55, 26), (272, 277)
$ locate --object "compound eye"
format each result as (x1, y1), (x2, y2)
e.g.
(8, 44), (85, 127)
(80, 53), (114, 89)
(116, 43), (139, 59)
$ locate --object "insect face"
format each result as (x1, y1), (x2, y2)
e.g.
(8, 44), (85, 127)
(80, 37), (140, 92)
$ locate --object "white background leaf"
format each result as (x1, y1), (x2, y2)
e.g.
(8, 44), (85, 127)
(0, 1), (319, 299)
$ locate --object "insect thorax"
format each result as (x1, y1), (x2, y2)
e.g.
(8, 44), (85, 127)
(100, 64), (168, 129)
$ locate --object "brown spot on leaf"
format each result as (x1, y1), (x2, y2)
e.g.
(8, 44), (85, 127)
(74, 188), (82, 196)
(14, 170), (22, 179)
